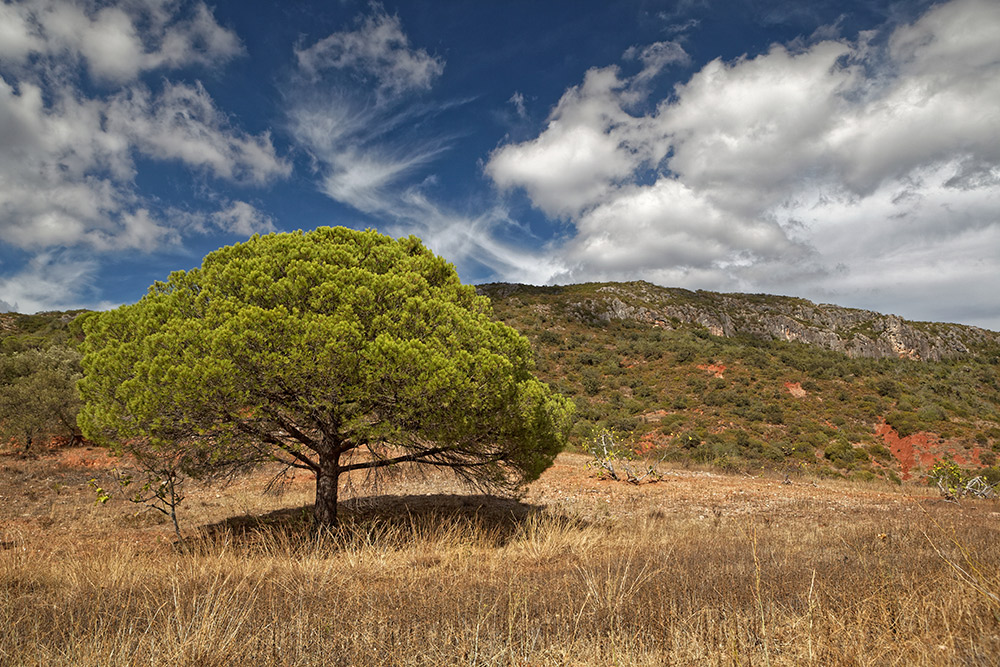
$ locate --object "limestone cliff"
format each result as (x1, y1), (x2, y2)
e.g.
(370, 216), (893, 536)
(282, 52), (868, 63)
(478, 281), (999, 361)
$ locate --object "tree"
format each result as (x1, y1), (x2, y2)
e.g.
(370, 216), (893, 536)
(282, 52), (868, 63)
(78, 227), (574, 526)
(0, 345), (82, 454)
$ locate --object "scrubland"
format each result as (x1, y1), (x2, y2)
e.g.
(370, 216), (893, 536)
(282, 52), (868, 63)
(2, 449), (999, 666)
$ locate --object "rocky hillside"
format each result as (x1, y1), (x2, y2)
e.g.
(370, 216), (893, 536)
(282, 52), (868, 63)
(480, 281), (1000, 483)
(479, 281), (999, 362)
(4, 286), (1000, 483)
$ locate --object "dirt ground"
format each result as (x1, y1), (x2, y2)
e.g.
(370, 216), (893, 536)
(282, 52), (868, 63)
(2, 445), (989, 554)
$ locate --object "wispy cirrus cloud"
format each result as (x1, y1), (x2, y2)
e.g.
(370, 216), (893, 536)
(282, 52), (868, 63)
(288, 3), (549, 285)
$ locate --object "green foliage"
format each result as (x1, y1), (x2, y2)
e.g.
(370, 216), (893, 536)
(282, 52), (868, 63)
(885, 411), (922, 438)
(824, 440), (866, 468)
(0, 345), (82, 453)
(874, 379), (901, 398)
(78, 227), (573, 526)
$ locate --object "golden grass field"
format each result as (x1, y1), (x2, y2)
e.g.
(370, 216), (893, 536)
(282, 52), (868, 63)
(2, 446), (999, 666)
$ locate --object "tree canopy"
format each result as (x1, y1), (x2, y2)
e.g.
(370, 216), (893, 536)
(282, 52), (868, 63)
(78, 227), (573, 525)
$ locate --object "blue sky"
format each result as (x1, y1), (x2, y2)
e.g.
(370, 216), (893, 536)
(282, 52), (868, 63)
(1, 0), (999, 330)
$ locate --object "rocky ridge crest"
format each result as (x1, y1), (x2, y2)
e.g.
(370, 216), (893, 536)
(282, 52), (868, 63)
(478, 281), (999, 361)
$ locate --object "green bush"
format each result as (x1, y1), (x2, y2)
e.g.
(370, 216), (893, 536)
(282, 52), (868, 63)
(874, 379), (901, 398)
(538, 330), (561, 345)
(866, 443), (892, 460)
(886, 411), (921, 438)
(824, 440), (864, 468)
(917, 404), (946, 422)
(581, 370), (602, 396)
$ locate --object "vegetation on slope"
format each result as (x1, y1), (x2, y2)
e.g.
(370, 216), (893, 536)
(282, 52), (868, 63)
(4, 281), (1000, 484)
(481, 282), (1000, 483)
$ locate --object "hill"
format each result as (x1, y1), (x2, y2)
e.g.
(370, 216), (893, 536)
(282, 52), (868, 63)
(479, 282), (1000, 483)
(3, 283), (1000, 483)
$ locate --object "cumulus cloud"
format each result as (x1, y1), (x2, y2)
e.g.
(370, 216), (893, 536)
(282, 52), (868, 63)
(106, 82), (290, 185)
(0, 0), (288, 312)
(295, 4), (443, 99)
(486, 0), (1000, 328)
(0, 76), (287, 251)
(0, 1), (287, 257)
(487, 67), (669, 220)
(0, 0), (243, 82)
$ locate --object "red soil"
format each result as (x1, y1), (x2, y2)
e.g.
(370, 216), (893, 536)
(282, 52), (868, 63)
(876, 419), (984, 481)
(697, 363), (726, 378)
(784, 381), (807, 398)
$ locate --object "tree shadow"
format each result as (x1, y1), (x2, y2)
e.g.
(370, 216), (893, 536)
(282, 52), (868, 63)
(196, 493), (550, 549)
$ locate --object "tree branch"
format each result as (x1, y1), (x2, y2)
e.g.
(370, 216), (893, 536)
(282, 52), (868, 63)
(341, 446), (505, 473)
(235, 421), (320, 473)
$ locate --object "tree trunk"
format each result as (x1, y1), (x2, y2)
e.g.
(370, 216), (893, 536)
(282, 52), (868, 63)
(314, 451), (341, 528)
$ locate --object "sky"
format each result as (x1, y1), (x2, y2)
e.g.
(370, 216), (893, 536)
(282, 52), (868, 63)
(1, 0), (998, 330)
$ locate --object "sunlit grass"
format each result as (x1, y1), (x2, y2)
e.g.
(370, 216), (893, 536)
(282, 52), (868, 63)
(2, 454), (999, 666)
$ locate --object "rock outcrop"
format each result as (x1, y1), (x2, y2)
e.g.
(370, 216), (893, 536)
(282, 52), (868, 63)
(478, 281), (999, 361)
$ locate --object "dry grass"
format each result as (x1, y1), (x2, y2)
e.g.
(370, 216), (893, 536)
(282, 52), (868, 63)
(2, 450), (1000, 665)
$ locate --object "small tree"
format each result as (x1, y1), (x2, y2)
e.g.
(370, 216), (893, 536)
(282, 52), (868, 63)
(92, 447), (190, 544)
(0, 346), (82, 454)
(78, 227), (574, 526)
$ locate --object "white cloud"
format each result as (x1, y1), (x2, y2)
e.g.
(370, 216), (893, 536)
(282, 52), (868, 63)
(487, 67), (668, 220)
(0, 1), (287, 256)
(485, 0), (1000, 328)
(295, 4), (443, 99)
(288, 6), (546, 286)
(210, 201), (276, 237)
(623, 40), (691, 82)
(106, 82), (290, 185)
(0, 0), (243, 82)
(0, 252), (97, 314)
(288, 95), (448, 215)
(509, 91), (527, 119)
(0, 75), (287, 252)
(0, 0), (288, 312)
(289, 4), (454, 220)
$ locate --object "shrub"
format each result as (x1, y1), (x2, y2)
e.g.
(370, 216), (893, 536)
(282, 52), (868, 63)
(851, 470), (877, 482)
(874, 379), (901, 398)
(867, 443), (892, 461)
(886, 411), (922, 438)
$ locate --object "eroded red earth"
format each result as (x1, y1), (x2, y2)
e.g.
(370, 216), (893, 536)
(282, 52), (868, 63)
(875, 419), (985, 480)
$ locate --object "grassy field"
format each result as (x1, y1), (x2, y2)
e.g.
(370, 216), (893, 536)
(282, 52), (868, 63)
(2, 447), (999, 666)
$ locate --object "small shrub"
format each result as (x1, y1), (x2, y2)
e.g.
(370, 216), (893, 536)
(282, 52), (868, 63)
(874, 379), (901, 398)
(867, 443), (892, 461)
(538, 330), (561, 345)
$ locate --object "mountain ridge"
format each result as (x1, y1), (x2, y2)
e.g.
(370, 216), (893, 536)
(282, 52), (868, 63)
(478, 281), (1000, 362)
